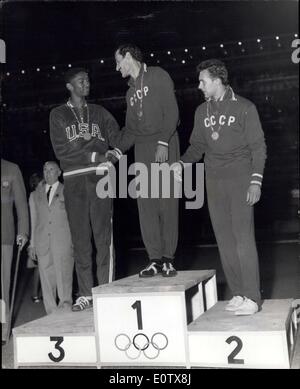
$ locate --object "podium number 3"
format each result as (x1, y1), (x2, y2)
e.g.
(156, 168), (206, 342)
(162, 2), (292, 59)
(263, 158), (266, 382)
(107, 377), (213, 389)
(226, 336), (244, 364)
(48, 336), (65, 362)
(132, 300), (143, 330)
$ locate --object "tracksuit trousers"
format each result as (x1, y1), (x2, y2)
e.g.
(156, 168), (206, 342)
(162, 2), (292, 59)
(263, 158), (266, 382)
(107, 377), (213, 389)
(64, 173), (114, 297)
(206, 172), (261, 306)
(134, 133), (180, 262)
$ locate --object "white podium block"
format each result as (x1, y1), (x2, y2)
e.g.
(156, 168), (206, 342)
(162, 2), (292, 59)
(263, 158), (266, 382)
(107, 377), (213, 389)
(13, 310), (97, 368)
(92, 270), (217, 367)
(188, 299), (295, 369)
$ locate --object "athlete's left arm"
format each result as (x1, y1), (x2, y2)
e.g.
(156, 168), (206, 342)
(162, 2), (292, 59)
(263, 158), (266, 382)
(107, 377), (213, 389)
(155, 69), (179, 162)
(244, 103), (267, 205)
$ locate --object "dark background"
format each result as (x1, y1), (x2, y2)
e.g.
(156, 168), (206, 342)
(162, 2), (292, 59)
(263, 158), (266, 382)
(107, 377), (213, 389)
(1, 1), (299, 254)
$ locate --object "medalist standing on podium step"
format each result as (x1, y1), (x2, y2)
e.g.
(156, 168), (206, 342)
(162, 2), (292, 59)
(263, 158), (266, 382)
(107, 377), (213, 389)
(50, 68), (122, 312)
(174, 59), (266, 315)
(113, 44), (180, 278)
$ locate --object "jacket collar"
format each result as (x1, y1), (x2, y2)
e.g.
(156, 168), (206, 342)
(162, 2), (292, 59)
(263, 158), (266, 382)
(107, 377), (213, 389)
(208, 86), (237, 102)
(128, 63), (147, 87)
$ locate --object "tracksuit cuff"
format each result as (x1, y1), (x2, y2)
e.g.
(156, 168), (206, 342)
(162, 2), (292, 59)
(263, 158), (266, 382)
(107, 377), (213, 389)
(250, 173), (263, 186)
(158, 141), (169, 147)
(178, 160), (185, 169)
(113, 148), (123, 160)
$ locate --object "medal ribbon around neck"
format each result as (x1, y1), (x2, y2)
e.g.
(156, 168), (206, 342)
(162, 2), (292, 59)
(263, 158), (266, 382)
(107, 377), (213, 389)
(135, 66), (144, 120)
(206, 94), (231, 141)
(67, 100), (91, 140)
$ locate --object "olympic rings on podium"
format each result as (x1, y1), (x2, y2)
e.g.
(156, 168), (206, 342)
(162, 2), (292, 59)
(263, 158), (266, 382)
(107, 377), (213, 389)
(114, 332), (169, 360)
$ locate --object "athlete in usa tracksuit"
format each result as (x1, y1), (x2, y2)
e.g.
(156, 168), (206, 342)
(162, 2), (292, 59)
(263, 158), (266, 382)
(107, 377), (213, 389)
(180, 87), (267, 308)
(50, 102), (121, 301)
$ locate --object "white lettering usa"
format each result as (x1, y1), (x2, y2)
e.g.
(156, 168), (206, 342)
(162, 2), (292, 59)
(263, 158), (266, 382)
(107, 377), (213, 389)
(65, 123), (105, 141)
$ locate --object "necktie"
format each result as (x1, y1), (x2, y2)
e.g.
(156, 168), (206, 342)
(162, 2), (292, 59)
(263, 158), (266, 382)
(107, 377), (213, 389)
(46, 186), (52, 204)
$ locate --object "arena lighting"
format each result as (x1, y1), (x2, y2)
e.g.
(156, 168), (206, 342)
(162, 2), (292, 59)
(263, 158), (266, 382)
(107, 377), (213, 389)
(184, 48), (188, 52)
(150, 53), (154, 57)
(100, 59), (104, 64)
(36, 68), (40, 72)
(238, 42), (242, 45)
(6, 72), (10, 76)
(220, 44), (224, 48)
(167, 51), (171, 55)
(52, 66), (56, 70)
(202, 46), (206, 50)
(295, 34), (298, 38)
(182, 60), (186, 64)
(21, 70), (25, 74)
(257, 38), (261, 43)
(68, 64), (72, 68)
(276, 36), (280, 40)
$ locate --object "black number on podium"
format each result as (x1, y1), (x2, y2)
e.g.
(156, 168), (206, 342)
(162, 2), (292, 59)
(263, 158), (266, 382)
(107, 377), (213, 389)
(132, 300), (143, 330)
(48, 336), (65, 362)
(226, 336), (244, 364)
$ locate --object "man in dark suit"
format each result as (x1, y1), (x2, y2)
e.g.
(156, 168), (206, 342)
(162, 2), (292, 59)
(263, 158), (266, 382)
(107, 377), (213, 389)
(28, 161), (74, 314)
(1, 159), (29, 343)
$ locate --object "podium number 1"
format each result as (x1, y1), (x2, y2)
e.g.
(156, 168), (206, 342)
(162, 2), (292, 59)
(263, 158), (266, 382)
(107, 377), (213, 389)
(132, 300), (143, 330)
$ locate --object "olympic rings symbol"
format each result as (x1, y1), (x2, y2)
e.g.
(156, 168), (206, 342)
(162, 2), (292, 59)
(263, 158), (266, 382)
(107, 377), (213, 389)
(114, 332), (168, 360)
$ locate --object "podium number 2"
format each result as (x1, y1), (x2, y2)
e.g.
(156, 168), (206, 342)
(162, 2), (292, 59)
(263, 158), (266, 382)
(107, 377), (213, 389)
(132, 300), (143, 330)
(48, 336), (65, 362)
(226, 336), (244, 364)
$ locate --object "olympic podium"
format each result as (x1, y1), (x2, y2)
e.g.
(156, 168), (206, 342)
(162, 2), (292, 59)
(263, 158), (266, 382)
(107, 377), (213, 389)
(13, 309), (97, 368)
(93, 270), (217, 367)
(13, 270), (298, 369)
(188, 299), (297, 369)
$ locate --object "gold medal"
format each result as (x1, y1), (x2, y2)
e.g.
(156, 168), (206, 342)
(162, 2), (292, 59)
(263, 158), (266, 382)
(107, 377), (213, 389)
(211, 132), (219, 140)
(83, 132), (92, 141)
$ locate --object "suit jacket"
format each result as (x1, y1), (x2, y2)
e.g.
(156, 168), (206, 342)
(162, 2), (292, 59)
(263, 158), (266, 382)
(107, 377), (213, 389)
(31, 181), (72, 257)
(1, 159), (29, 245)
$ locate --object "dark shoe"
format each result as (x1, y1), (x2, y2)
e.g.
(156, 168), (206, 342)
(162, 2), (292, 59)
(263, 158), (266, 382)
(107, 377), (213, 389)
(2, 340), (6, 346)
(139, 262), (162, 278)
(162, 262), (177, 277)
(31, 296), (41, 303)
(72, 296), (93, 312)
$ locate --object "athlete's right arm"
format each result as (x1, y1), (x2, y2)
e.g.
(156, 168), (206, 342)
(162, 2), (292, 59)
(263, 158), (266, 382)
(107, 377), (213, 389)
(180, 106), (206, 164)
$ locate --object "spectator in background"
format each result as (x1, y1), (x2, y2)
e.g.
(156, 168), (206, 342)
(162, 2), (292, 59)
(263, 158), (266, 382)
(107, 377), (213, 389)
(27, 173), (43, 303)
(28, 161), (74, 315)
(1, 159), (29, 343)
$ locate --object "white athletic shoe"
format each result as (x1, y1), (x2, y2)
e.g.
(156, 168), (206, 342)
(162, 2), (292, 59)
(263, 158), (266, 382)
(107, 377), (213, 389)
(234, 297), (259, 316)
(225, 296), (244, 311)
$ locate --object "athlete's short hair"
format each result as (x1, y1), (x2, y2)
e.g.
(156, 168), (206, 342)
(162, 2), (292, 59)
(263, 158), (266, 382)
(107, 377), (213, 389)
(116, 44), (143, 62)
(197, 59), (229, 85)
(64, 67), (88, 84)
